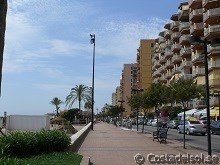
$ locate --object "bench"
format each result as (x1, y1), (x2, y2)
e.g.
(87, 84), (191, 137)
(153, 127), (168, 144)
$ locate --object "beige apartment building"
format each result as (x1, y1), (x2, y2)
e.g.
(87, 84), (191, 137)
(137, 39), (155, 90)
(112, 86), (121, 106)
(152, 0), (220, 115)
(119, 63), (138, 117)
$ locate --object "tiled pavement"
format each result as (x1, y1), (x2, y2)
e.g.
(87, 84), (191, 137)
(78, 122), (220, 165)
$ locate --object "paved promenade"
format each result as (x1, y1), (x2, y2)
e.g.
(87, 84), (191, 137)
(78, 122), (220, 165)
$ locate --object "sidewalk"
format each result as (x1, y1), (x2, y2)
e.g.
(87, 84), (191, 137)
(78, 122), (220, 165)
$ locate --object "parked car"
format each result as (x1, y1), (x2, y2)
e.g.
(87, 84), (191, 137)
(151, 119), (158, 127)
(147, 119), (154, 126)
(177, 120), (206, 135)
(210, 120), (220, 134)
(167, 120), (178, 129)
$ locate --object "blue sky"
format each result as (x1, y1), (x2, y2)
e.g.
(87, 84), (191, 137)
(1, 0), (186, 115)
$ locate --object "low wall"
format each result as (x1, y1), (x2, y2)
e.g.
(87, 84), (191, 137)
(69, 122), (91, 152)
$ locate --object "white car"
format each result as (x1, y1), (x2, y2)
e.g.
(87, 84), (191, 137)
(151, 119), (158, 127)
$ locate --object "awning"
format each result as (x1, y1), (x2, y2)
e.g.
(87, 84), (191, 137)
(178, 108), (199, 117)
(193, 108), (207, 117)
(210, 107), (220, 117)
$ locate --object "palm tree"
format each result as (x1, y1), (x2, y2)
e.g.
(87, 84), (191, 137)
(84, 87), (92, 110)
(0, 0), (7, 95)
(65, 84), (90, 110)
(50, 97), (63, 116)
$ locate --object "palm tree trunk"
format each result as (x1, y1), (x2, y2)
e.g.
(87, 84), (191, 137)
(79, 100), (81, 110)
(0, 0), (7, 95)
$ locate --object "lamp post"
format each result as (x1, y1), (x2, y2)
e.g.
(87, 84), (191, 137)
(90, 34), (95, 131)
(190, 36), (211, 155)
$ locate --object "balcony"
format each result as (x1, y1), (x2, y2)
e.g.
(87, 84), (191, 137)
(178, 10), (189, 21)
(165, 48), (173, 58)
(158, 37), (166, 44)
(192, 67), (205, 77)
(159, 56), (167, 64)
(160, 65), (166, 73)
(208, 60), (220, 70)
(190, 22), (204, 36)
(164, 30), (171, 39)
(164, 23), (171, 30)
(166, 40), (172, 46)
(204, 24), (220, 40)
(172, 66), (181, 74)
(171, 43), (181, 53)
(170, 21), (180, 31)
(210, 79), (220, 87)
(154, 69), (161, 77)
(180, 61), (192, 68)
(203, 8), (220, 24)
(207, 45), (220, 56)
(160, 74), (167, 83)
(154, 61), (161, 69)
(165, 59), (174, 69)
(189, 8), (203, 22)
(192, 53), (205, 65)
(171, 32), (180, 42)
(165, 71), (173, 79)
(189, 0), (202, 9)
(172, 54), (182, 63)
(154, 53), (159, 59)
(180, 73), (193, 80)
(179, 35), (191, 45)
(180, 22), (190, 34)
(180, 47), (191, 57)
(203, 0), (220, 9)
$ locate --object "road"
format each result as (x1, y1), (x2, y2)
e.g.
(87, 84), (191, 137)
(132, 125), (220, 153)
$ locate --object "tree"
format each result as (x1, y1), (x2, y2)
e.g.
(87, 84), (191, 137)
(108, 105), (124, 118)
(128, 93), (142, 110)
(147, 82), (167, 111)
(170, 78), (205, 149)
(60, 108), (80, 123)
(0, 0), (7, 95)
(65, 84), (91, 110)
(50, 97), (63, 116)
(84, 87), (92, 110)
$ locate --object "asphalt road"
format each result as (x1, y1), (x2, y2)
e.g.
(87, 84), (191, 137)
(132, 125), (220, 154)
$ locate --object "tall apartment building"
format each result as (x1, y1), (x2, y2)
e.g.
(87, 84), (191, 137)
(120, 63), (138, 117)
(189, 0), (206, 108)
(137, 39), (155, 90)
(202, 0), (220, 112)
(152, 0), (220, 113)
(112, 86), (121, 106)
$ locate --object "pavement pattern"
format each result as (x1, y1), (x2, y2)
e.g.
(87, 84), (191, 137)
(78, 122), (220, 165)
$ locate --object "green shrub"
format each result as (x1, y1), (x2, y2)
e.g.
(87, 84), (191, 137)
(0, 130), (71, 157)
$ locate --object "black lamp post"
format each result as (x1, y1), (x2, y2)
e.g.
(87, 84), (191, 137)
(90, 34), (95, 131)
(190, 36), (212, 155)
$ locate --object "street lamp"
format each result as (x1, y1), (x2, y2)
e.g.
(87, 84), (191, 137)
(190, 36), (212, 156)
(90, 34), (95, 130)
